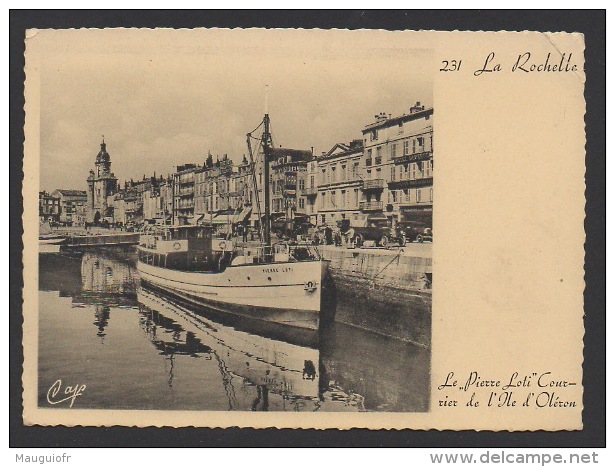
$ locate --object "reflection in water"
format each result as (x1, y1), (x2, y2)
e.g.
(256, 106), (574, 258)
(38, 251), (429, 412)
(137, 286), (321, 411)
(81, 252), (138, 297)
(93, 306), (110, 340)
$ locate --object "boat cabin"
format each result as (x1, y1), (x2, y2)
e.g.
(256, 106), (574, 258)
(138, 225), (234, 272)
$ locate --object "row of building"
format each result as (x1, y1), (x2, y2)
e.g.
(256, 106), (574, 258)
(41, 102), (433, 232)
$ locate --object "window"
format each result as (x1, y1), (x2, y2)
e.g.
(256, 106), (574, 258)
(416, 189), (422, 203)
(403, 140), (410, 156)
(376, 146), (382, 164)
(354, 189), (359, 207)
(331, 191), (336, 207)
(341, 190), (346, 207)
(310, 175), (315, 188)
(390, 166), (396, 181)
(370, 129), (378, 141)
(331, 166), (337, 182)
(429, 188), (433, 202)
(298, 178), (305, 190)
(353, 162), (360, 178)
(391, 143), (397, 159)
(424, 160), (433, 177)
(341, 165), (346, 180)
(299, 198), (305, 209)
(392, 190), (398, 202)
(321, 168), (326, 185)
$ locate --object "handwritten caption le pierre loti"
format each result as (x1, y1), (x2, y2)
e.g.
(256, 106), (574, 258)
(436, 371), (579, 409)
(439, 52), (579, 76)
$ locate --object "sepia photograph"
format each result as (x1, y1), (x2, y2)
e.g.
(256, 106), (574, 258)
(20, 25), (589, 433)
(35, 29), (433, 414)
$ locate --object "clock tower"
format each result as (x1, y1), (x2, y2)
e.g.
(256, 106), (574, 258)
(86, 137), (118, 223)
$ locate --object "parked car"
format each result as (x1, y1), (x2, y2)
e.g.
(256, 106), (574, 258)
(396, 220), (433, 243)
(272, 216), (314, 241)
(338, 218), (395, 248)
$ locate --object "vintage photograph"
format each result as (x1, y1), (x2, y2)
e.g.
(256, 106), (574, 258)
(35, 29), (433, 413)
(22, 27), (587, 432)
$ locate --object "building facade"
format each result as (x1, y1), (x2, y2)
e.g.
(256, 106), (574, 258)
(86, 139), (118, 223)
(142, 176), (173, 224)
(304, 158), (319, 225)
(315, 139), (364, 226)
(173, 163), (197, 225)
(84, 101), (433, 234)
(39, 191), (60, 223)
(361, 102), (433, 231)
(269, 148), (311, 228)
(52, 189), (88, 226)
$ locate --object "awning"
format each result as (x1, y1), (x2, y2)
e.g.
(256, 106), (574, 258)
(188, 214), (204, 225)
(210, 214), (231, 225)
(399, 208), (433, 219)
(232, 207), (252, 224)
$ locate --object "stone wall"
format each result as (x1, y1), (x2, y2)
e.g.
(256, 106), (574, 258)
(319, 246), (432, 348)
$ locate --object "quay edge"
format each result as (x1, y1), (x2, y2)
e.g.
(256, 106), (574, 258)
(319, 245), (432, 348)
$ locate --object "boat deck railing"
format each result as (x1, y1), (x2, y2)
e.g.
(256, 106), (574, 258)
(233, 242), (322, 263)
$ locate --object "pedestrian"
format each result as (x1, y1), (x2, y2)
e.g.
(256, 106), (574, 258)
(324, 225), (333, 245)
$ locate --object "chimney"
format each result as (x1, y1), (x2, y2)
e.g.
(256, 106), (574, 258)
(410, 101), (424, 114)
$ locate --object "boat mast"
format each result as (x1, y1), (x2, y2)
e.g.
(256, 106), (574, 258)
(246, 136), (264, 243)
(261, 92), (273, 246)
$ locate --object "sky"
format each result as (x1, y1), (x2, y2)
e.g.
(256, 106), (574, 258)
(34, 29), (433, 192)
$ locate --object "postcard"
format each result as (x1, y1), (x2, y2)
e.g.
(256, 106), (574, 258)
(22, 28), (585, 430)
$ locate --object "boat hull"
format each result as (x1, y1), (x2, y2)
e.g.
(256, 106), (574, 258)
(137, 259), (328, 330)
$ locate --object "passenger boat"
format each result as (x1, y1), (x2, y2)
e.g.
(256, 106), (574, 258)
(137, 112), (328, 331)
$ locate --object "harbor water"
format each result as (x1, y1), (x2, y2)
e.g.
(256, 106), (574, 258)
(38, 250), (430, 412)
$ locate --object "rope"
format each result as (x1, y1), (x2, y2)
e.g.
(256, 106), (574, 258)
(370, 249), (403, 285)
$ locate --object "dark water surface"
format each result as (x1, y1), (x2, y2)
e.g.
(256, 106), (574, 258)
(38, 250), (430, 412)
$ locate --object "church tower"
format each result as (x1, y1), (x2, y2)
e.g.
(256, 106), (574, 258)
(87, 137), (118, 223)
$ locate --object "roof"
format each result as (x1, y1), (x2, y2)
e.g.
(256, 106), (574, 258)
(363, 107), (434, 133)
(271, 148), (312, 161)
(96, 141), (111, 164)
(53, 189), (87, 197)
(175, 163), (198, 173)
(319, 140), (364, 161)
